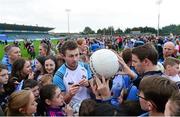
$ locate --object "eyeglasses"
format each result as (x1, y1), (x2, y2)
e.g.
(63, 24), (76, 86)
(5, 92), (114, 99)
(136, 93), (147, 100)
(136, 93), (159, 111)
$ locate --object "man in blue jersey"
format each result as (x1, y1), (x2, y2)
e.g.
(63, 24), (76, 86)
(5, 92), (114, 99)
(53, 40), (92, 113)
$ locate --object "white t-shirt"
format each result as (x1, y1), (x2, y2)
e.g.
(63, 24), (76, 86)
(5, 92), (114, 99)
(63, 64), (90, 102)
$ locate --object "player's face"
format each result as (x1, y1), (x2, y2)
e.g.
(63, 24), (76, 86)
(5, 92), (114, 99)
(64, 48), (80, 69)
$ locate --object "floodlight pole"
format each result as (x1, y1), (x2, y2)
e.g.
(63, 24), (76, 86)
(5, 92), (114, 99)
(157, 0), (162, 36)
(65, 9), (71, 37)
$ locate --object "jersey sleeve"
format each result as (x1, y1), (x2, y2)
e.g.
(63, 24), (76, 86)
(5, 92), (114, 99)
(84, 63), (93, 80)
(53, 66), (66, 92)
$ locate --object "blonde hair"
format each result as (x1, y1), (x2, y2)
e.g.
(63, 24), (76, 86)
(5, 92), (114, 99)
(39, 74), (52, 87)
(77, 38), (86, 46)
(6, 90), (32, 116)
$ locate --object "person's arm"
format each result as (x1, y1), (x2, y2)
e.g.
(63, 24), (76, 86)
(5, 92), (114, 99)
(116, 53), (138, 81)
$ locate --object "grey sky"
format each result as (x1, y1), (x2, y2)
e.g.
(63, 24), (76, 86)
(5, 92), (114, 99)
(0, 0), (179, 33)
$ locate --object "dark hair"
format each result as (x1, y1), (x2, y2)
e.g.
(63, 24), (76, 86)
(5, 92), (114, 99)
(34, 55), (46, 80)
(119, 100), (143, 116)
(0, 63), (8, 72)
(22, 79), (38, 89)
(60, 40), (78, 55)
(10, 58), (27, 82)
(40, 84), (58, 104)
(44, 55), (58, 75)
(167, 92), (180, 116)
(79, 99), (97, 116)
(36, 55), (46, 66)
(38, 84), (58, 115)
(139, 76), (179, 113)
(89, 103), (120, 116)
(132, 43), (158, 65)
(122, 48), (132, 64)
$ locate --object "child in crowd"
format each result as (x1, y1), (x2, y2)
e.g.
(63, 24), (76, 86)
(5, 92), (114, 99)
(39, 74), (53, 87)
(165, 92), (180, 116)
(0, 64), (9, 93)
(22, 79), (40, 100)
(39, 84), (73, 116)
(0, 64), (9, 114)
(164, 57), (180, 82)
(10, 58), (34, 91)
(79, 99), (97, 116)
(6, 90), (37, 116)
(33, 55), (46, 81)
(44, 55), (58, 76)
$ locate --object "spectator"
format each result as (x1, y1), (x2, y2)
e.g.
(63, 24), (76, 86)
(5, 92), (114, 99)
(6, 90), (37, 116)
(160, 41), (176, 63)
(22, 79), (40, 100)
(76, 38), (87, 55)
(138, 76), (178, 116)
(39, 74), (53, 87)
(165, 92), (180, 116)
(10, 58), (33, 91)
(39, 84), (73, 116)
(131, 43), (163, 88)
(79, 99), (97, 116)
(33, 55), (46, 81)
(44, 55), (58, 76)
(1, 45), (21, 74)
(89, 103), (121, 116)
(39, 43), (50, 57)
(164, 57), (180, 82)
(0, 64), (9, 112)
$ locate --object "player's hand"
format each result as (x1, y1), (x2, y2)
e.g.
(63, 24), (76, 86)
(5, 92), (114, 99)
(68, 84), (80, 96)
(79, 75), (90, 87)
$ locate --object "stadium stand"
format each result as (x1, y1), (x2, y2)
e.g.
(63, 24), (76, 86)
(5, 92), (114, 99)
(0, 23), (55, 41)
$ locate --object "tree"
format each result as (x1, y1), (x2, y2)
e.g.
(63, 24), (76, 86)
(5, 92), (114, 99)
(124, 28), (131, 34)
(161, 24), (180, 35)
(83, 26), (95, 34)
(107, 26), (115, 35)
(115, 28), (123, 35)
(97, 29), (102, 34)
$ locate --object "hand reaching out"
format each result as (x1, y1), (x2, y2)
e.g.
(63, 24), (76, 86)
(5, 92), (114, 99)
(94, 75), (111, 100)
